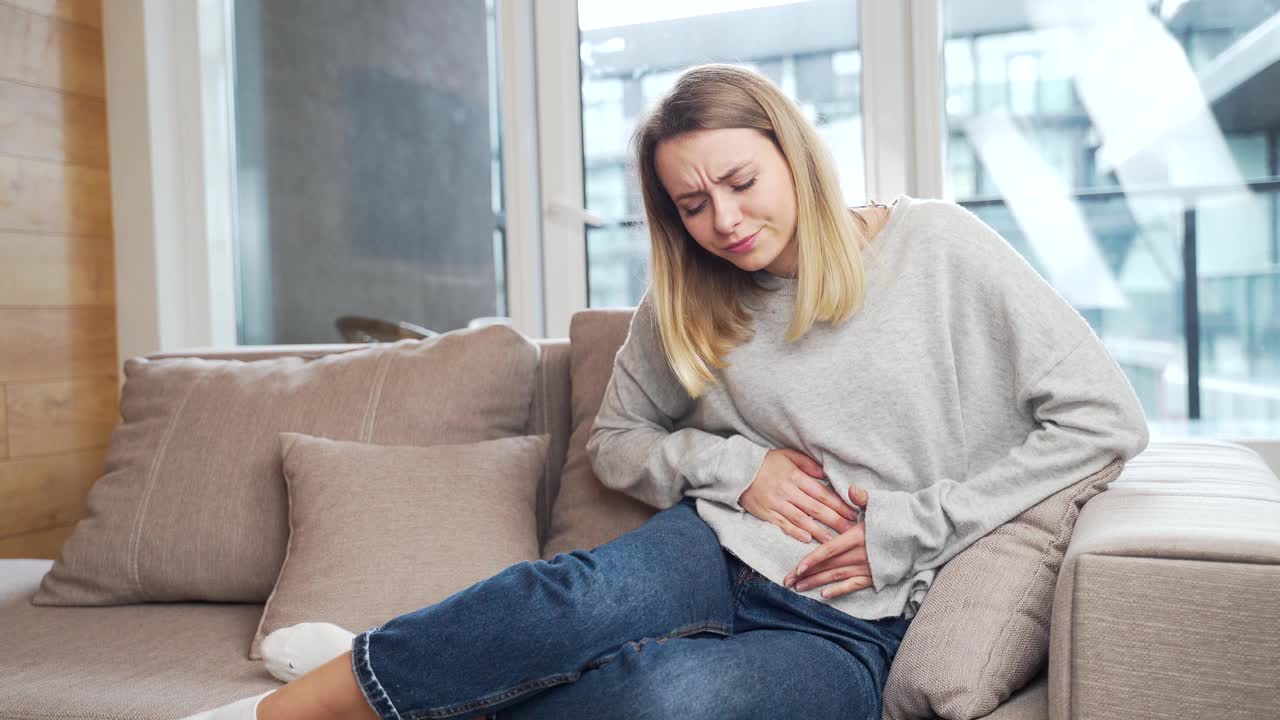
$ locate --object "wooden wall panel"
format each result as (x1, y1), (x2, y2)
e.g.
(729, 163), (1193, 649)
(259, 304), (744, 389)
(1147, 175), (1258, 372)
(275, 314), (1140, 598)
(0, 307), (116, 382)
(2, 0), (102, 29)
(0, 156), (112, 235)
(0, 0), (114, 560)
(0, 2), (105, 97)
(0, 79), (108, 167)
(5, 377), (118, 457)
(0, 446), (104, 537)
(0, 523), (75, 558)
(0, 232), (114, 306)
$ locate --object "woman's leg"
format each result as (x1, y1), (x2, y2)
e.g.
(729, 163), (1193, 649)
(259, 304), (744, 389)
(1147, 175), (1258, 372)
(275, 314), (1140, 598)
(492, 560), (911, 720)
(262, 497), (741, 720)
(258, 652), (378, 720)
(495, 629), (885, 720)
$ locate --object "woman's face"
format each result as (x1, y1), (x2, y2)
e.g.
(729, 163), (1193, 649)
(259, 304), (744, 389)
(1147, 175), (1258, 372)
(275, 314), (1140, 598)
(654, 128), (799, 277)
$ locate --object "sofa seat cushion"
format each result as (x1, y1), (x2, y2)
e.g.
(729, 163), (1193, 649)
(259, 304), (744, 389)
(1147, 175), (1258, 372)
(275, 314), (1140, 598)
(979, 671), (1047, 720)
(0, 560), (277, 719)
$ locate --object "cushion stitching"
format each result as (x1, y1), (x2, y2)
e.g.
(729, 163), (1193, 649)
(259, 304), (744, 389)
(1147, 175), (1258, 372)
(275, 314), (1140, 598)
(538, 342), (551, 548)
(360, 348), (395, 442)
(127, 375), (202, 600)
(253, 434), (301, 659)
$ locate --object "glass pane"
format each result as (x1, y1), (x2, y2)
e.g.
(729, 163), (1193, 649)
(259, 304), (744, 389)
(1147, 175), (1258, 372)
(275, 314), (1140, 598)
(579, 0), (864, 309)
(231, 0), (506, 344)
(942, 1), (1280, 427)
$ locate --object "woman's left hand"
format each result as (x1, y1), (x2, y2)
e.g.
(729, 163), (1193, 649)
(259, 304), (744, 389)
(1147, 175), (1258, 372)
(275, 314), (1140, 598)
(782, 486), (874, 599)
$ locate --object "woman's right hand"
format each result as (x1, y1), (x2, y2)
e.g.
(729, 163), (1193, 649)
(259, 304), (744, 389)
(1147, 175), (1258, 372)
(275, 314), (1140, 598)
(739, 449), (862, 544)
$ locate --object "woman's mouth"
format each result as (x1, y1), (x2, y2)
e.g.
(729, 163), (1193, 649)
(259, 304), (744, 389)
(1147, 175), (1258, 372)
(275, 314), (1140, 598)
(725, 230), (760, 254)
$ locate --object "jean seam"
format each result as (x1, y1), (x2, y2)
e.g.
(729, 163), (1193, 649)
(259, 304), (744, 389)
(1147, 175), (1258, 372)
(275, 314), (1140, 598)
(353, 628), (403, 720)
(402, 619), (734, 719)
(403, 673), (581, 719)
(731, 564), (755, 605)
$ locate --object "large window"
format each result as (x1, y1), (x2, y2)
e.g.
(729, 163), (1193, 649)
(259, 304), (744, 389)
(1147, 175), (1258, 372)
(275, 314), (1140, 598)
(942, 0), (1280, 423)
(198, 0), (1279, 430)
(579, 0), (864, 308)
(231, 0), (506, 344)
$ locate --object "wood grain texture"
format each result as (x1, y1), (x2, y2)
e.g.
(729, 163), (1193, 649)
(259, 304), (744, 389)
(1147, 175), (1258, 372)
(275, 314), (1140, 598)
(0, 232), (114, 305)
(0, 156), (112, 235)
(0, 445), (104, 537)
(0, 307), (116, 382)
(0, 79), (108, 167)
(1, 0), (102, 29)
(0, 386), (6, 459)
(5, 376), (118, 457)
(0, 2), (105, 97)
(0, 521), (74, 559)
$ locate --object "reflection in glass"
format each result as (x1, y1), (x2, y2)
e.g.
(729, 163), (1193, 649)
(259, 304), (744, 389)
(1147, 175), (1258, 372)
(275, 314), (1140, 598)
(231, 0), (506, 344)
(943, 0), (1280, 426)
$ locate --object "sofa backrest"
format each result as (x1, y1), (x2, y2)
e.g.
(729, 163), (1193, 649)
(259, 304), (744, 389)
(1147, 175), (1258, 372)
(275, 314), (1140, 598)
(147, 334), (581, 550)
(527, 338), (572, 547)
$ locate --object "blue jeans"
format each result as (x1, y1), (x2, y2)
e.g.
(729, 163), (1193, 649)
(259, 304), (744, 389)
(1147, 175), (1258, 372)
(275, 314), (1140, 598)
(351, 497), (911, 720)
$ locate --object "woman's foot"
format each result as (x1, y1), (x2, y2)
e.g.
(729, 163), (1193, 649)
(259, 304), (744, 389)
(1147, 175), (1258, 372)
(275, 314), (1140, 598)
(261, 622), (356, 683)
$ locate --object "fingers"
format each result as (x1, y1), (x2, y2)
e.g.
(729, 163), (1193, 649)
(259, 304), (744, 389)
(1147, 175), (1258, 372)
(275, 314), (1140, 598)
(794, 480), (858, 528)
(847, 485), (868, 508)
(790, 567), (871, 594)
(777, 448), (826, 479)
(770, 512), (812, 544)
(795, 526), (863, 576)
(812, 575), (873, 599)
(777, 492), (838, 542)
(784, 545), (867, 587)
(777, 505), (834, 544)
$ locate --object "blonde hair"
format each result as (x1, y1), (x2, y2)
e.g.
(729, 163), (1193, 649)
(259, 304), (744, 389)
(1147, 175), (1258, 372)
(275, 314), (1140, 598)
(633, 63), (872, 398)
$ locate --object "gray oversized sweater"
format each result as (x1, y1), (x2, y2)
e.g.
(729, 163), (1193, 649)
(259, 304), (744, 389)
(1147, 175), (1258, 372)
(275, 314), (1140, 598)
(586, 195), (1150, 620)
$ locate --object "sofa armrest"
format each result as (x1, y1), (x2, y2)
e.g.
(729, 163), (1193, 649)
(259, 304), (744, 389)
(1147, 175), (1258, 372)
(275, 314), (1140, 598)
(1047, 439), (1280, 720)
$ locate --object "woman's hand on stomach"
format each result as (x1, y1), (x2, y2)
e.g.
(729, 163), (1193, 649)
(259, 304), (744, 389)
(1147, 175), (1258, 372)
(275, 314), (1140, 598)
(783, 495), (872, 599)
(739, 448), (863, 544)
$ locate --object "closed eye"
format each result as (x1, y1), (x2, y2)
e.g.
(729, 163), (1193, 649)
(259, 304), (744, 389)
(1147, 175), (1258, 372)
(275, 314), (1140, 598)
(681, 177), (758, 216)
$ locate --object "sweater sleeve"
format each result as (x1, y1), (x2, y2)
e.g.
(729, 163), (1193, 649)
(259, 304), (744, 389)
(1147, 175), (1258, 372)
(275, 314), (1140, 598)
(586, 289), (772, 511)
(861, 202), (1150, 590)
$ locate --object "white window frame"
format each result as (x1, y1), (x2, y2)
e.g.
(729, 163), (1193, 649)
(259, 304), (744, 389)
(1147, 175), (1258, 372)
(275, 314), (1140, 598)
(104, 0), (943, 350)
(103, 0), (238, 370)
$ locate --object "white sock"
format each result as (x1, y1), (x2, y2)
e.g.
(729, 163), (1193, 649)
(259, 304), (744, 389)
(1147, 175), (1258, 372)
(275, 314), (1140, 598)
(178, 690), (273, 720)
(261, 621), (356, 683)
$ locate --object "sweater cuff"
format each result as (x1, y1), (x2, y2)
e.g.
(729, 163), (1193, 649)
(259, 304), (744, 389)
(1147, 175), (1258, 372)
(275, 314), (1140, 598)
(862, 488), (918, 591)
(693, 434), (770, 513)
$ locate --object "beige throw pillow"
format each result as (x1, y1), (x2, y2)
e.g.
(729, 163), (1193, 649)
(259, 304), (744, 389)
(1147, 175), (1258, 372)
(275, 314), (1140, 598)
(881, 457), (1127, 720)
(541, 310), (658, 560)
(250, 432), (548, 660)
(34, 325), (540, 606)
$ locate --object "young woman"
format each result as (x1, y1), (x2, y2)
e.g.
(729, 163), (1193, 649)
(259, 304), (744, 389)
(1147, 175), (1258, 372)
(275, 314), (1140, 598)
(188, 63), (1148, 720)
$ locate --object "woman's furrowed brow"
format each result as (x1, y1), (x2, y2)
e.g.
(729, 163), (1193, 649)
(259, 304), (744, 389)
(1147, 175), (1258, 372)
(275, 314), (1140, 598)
(674, 162), (754, 201)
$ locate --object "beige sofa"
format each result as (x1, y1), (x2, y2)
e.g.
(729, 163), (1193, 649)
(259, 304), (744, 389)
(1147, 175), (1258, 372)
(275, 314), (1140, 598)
(1, 309), (1278, 720)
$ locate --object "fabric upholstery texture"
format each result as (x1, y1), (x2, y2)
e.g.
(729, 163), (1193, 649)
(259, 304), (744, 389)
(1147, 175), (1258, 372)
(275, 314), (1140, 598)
(250, 432), (548, 659)
(881, 458), (1125, 720)
(541, 310), (659, 560)
(1048, 439), (1280, 720)
(526, 340), (574, 550)
(34, 325), (540, 605)
(2, 328), (1275, 720)
(1, 560), (277, 719)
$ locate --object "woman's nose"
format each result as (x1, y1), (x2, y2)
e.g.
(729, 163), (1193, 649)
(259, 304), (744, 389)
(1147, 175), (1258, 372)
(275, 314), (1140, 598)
(712, 196), (742, 236)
